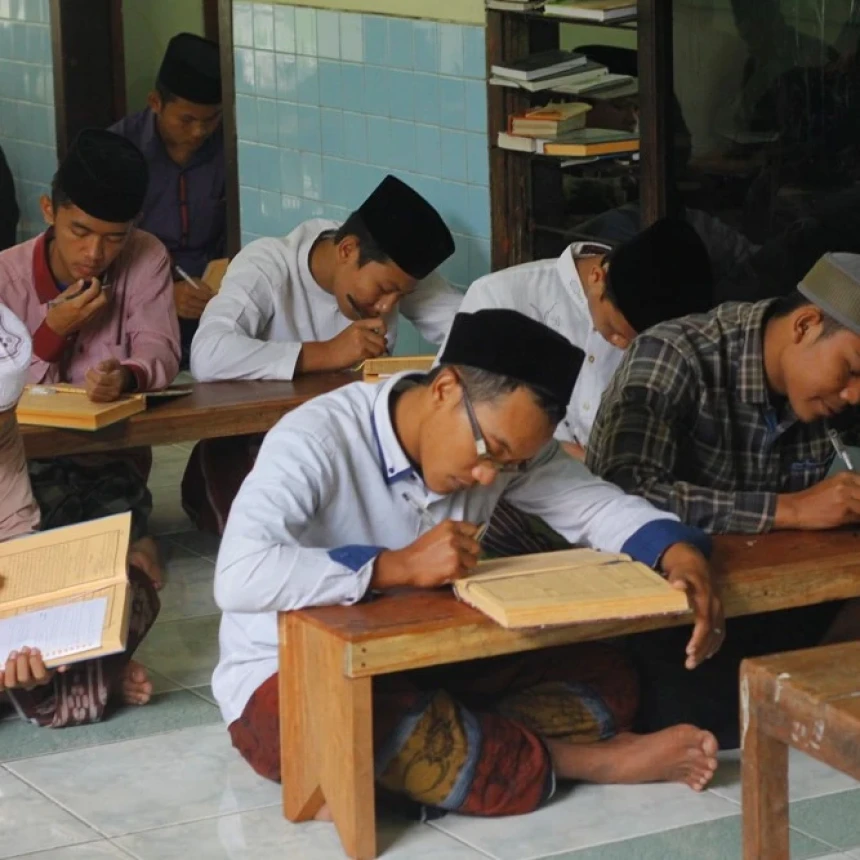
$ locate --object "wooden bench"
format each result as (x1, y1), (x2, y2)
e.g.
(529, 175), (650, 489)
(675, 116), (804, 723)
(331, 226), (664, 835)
(741, 640), (860, 859)
(20, 374), (358, 459)
(278, 529), (860, 859)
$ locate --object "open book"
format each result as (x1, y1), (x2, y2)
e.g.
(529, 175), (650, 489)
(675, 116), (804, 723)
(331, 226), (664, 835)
(16, 384), (146, 431)
(362, 355), (436, 382)
(454, 548), (690, 629)
(0, 513), (132, 667)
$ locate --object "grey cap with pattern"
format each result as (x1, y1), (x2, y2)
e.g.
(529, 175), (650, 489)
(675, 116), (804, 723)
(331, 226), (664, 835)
(0, 305), (32, 411)
(798, 253), (860, 336)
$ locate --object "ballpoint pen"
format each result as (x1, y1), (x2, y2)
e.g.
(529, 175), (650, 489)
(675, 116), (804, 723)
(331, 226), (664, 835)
(828, 428), (855, 472)
(174, 265), (202, 292)
(347, 293), (390, 356)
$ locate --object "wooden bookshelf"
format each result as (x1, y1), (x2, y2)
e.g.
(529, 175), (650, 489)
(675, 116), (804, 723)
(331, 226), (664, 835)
(486, 1), (674, 269)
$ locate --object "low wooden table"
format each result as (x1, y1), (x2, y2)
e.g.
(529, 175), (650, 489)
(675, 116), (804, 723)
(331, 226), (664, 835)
(742, 640), (860, 859)
(20, 374), (357, 458)
(279, 530), (860, 860)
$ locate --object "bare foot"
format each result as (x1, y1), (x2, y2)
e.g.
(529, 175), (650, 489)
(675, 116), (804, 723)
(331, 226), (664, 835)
(121, 661), (153, 706)
(128, 535), (164, 590)
(546, 725), (719, 792)
(314, 804), (333, 822)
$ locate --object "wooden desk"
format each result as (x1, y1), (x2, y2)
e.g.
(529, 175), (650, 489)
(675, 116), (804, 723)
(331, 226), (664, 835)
(20, 374), (358, 459)
(279, 530), (860, 859)
(742, 641), (860, 859)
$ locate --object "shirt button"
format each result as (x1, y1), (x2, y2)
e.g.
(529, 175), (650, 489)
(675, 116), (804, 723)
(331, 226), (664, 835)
(388, 467), (394, 474)
(588, 355), (595, 363)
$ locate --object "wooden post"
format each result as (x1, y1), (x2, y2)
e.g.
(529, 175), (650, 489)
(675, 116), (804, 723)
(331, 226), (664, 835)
(218, 0), (242, 258)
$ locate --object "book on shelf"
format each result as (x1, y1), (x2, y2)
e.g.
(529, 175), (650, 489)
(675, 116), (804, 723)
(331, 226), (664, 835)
(453, 547), (690, 629)
(491, 49), (586, 82)
(497, 128), (639, 157)
(509, 102), (591, 138)
(485, 0), (545, 9)
(362, 355), (436, 382)
(490, 60), (608, 93)
(16, 384), (147, 431)
(544, 0), (638, 21)
(0, 513), (132, 668)
(555, 73), (638, 99)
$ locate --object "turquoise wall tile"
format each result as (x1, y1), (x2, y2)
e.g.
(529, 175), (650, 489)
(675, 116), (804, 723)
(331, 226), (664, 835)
(259, 188), (282, 233)
(342, 111), (367, 162)
(388, 18), (413, 70)
(295, 7), (317, 56)
(415, 124), (442, 178)
(366, 115), (390, 167)
(466, 132), (489, 186)
(256, 97), (279, 145)
(439, 77), (465, 129)
(340, 13), (363, 64)
(413, 21), (439, 74)
(254, 51), (276, 99)
(278, 101), (298, 148)
(320, 107), (343, 156)
(363, 65), (389, 117)
(462, 26), (486, 80)
(256, 144), (281, 190)
(467, 185), (491, 239)
(341, 62), (365, 113)
(363, 15), (388, 68)
(318, 60), (341, 108)
(388, 70), (414, 121)
(280, 148), (301, 197)
(238, 142), (260, 188)
(301, 198), (325, 220)
(296, 104), (321, 151)
(323, 203), (349, 222)
(234, 47), (256, 94)
(468, 236), (492, 283)
(316, 10), (340, 59)
(301, 151), (323, 199)
(412, 73), (440, 126)
(253, 3), (274, 51)
(275, 52), (298, 101)
(233, 2), (254, 48)
(439, 24), (464, 77)
(464, 79), (487, 133)
(440, 129), (467, 182)
(273, 4), (295, 54)
(296, 55), (319, 104)
(322, 156), (348, 207)
(281, 194), (303, 231)
(389, 120), (415, 172)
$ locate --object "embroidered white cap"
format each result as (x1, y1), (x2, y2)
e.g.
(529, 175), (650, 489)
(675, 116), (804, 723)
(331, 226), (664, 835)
(0, 304), (31, 411)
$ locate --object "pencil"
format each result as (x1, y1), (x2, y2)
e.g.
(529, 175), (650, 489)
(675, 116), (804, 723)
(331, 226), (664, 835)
(175, 265), (201, 292)
(828, 428), (855, 472)
(347, 293), (390, 356)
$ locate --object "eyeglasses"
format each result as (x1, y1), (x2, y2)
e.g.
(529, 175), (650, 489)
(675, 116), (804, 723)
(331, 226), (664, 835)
(459, 382), (528, 474)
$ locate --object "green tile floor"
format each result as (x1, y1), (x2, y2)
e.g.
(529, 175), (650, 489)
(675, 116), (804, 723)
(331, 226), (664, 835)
(0, 444), (857, 860)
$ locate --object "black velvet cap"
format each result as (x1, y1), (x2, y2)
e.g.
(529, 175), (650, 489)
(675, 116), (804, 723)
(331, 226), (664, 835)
(606, 217), (714, 333)
(355, 175), (455, 279)
(158, 32), (222, 105)
(440, 309), (585, 410)
(56, 129), (148, 223)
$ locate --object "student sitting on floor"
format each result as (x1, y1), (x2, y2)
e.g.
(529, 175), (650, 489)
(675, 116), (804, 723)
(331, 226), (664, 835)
(586, 253), (860, 746)
(213, 308), (724, 818)
(111, 32), (225, 368)
(0, 305), (159, 727)
(439, 217), (714, 558)
(0, 129), (180, 588)
(183, 175), (464, 535)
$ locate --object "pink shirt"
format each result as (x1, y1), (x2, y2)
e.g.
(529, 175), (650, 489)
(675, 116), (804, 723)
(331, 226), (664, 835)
(0, 229), (180, 391)
(0, 413), (40, 541)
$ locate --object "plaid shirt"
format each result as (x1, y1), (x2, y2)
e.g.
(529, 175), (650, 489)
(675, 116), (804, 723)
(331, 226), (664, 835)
(586, 301), (858, 534)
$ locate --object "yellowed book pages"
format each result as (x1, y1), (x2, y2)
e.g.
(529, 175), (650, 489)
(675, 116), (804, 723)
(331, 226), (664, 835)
(362, 355), (436, 381)
(16, 384), (146, 431)
(454, 547), (690, 629)
(0, 513), (132, 667)
(202, 258), (230, 293)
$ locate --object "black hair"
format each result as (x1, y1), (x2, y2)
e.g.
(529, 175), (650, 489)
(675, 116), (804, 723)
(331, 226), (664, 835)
(154, 80), (177, 105)
(422, 364), (566, 425)
(333, 212), (391, 268)
(50, 173), (73, 211)
(769, 290), (845, 337)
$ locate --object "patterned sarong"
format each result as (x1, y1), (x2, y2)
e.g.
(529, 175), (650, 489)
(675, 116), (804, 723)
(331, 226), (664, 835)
(228, 643), (638, 817)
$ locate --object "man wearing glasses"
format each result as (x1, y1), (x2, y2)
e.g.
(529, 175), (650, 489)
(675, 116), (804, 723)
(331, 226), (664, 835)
(212, 308), (724, 820)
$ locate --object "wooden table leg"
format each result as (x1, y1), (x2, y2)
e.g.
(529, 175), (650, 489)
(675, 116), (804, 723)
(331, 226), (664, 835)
(279, 613), (377, 860)
(742, 673), (789, 860)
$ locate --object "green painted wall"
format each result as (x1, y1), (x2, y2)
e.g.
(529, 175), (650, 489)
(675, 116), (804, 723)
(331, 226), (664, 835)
(123, 0), (206, 111)
(269, 0), (486, 25)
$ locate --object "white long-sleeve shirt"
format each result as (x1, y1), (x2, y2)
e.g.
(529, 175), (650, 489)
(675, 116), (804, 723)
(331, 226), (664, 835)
(436, 248), (623, 446)
(212, 373), (709, 725)
(190, 219), (463, 381)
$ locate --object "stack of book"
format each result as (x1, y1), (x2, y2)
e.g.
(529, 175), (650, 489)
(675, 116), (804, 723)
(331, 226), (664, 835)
(497, 126), (639, 159)
(490, 48), (610, 93)
(486, 0), (545, 9)
(508, 102), (591, 138)
(544, 0), (637, 20)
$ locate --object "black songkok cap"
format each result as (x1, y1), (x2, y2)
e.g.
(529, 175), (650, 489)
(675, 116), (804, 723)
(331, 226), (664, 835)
(606, 217), (714, 333)
(56, 129), (148, 223)
(355, 175), (455, 280)
(157, 32), (222, 105)
(440, 309), (584, 410)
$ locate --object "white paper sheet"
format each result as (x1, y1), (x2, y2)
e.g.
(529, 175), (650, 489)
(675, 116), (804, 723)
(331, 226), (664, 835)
(0, 597), (107, 662)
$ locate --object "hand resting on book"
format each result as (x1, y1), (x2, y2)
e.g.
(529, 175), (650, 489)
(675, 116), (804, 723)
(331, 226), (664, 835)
(0, 646), (67, 693)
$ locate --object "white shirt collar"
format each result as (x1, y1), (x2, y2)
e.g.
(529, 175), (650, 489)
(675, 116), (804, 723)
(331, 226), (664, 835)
(556, 246), (590, 315)
(370, 373), (419, 485)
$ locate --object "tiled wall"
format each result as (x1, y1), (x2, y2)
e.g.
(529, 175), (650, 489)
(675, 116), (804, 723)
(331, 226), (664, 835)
(232, 3), (491, 350)
(0, 0), (56, 241)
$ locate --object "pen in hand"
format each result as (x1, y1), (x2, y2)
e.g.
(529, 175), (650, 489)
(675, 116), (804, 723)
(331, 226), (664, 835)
(174, 265), (202, 292)
(347, 293), (390, 356)
(828, 428), (855, 472)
